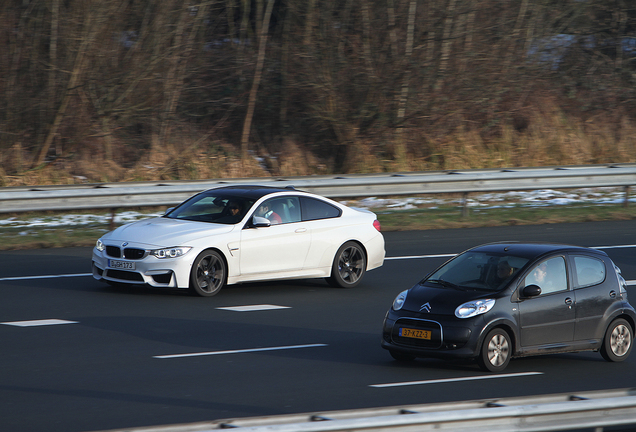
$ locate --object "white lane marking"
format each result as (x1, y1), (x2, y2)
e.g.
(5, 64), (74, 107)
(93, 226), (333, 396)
(370, 372), (543, 388)
(217, 304), (291, 312)
(0, 273), (92, 281)
(154, 343), (328, 359)
(385, 254), (455, 260)
(2, 244), (636, 281)
(1, 319), (78, 327)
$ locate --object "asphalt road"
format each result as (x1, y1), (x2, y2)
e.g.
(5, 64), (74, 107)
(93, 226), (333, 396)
(2, 221), (636, 432)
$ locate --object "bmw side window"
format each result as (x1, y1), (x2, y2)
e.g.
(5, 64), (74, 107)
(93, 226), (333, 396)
(300, 197), (341, 221)
(268, 197), (301, 224)
(284, 197), (301, 223)
(524, 256), (567, 295)
(573, 256), (606, 288)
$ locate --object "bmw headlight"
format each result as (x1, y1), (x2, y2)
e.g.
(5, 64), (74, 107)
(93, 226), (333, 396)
(151, 247), (192, 259)
(455, 299), (495, 319)
(95, 239), (105, 252)
(392, 290), (408, 311)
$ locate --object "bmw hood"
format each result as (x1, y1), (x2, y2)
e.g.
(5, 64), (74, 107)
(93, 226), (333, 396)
(102, 217), (235, 247)
(402, 283), (492, 315)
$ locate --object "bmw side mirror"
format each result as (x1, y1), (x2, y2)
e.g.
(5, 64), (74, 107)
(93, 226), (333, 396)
(522, 284), (542, 298)
(252, 216), (271, 228)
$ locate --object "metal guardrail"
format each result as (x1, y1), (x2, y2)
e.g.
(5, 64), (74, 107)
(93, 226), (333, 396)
(93, 388), (636, 432)
(1, 164), (636, 214)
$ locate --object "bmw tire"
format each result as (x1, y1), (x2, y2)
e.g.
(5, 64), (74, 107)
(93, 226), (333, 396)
(327, 241), (366, 288)
(190, 249), (226, 297)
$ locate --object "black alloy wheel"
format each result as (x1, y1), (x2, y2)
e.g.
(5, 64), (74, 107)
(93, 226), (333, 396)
(190, 249), (226, 297)
(478, 328), (512, 372)
(601, 318), (633, 362)
(327, 241), (367, 288)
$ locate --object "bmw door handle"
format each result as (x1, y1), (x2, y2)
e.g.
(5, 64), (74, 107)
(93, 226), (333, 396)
(565, 297), (573, 308)
(609, 290), (617, 299)
(295, 228), (307, 233)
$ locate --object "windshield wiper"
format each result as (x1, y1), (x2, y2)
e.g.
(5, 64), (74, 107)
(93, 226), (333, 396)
(426, 279), (461, 289)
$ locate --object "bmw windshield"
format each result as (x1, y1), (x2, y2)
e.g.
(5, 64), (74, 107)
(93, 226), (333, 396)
(424, 252), (530, 291)
(164, 192), (256, 224)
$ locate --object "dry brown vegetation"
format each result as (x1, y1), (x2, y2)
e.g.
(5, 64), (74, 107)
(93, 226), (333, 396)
(1, 1), (636, 187)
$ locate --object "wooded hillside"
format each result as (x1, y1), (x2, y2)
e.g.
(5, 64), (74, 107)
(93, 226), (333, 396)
(1, 0), (636, 186)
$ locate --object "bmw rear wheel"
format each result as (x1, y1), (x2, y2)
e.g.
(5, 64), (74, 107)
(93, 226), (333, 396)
(327, 241), (366, 288)
(601, 318), (633, 362)
(478, 328), (511, 372)
(190, 249), (226, 297)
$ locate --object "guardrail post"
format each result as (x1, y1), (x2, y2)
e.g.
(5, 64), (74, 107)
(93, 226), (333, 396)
(461, 192), (469, 218)
(625, 186), (631, 208)
(110, 209), (116, 230)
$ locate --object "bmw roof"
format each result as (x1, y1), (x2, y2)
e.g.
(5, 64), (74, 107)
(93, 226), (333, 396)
(201, 185), (300, 200)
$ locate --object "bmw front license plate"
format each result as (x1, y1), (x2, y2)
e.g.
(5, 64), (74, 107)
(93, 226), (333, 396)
(108, 259), (135, 270)
(399, 327), (431, 340)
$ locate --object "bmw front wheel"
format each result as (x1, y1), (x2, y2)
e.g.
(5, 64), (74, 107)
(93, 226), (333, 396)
(327, 241), (367, 288)
(478, 328), (511, 372)
(190, 249), (226, 297)
(601, 318), (633, 362)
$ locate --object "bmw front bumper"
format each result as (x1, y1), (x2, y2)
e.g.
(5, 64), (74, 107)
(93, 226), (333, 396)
(92, 246), (195, 289)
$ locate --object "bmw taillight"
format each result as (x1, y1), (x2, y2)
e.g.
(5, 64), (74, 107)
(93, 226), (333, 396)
(373, 220), (381, 232)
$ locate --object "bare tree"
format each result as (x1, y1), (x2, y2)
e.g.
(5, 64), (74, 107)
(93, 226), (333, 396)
(34, 2), (101, 168)
(437, 0), (458, 90)
(394, 0), (417, 168)
(502, 0), (530, 73)
(240, 0), (275, 161)
(159, 2), (210, 148)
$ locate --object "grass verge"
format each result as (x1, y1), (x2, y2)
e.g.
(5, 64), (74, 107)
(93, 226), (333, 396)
(377, 203), (636, 231)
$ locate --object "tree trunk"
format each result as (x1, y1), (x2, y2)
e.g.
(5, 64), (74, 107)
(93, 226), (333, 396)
(461, 1), (476, 73)
(226, 0), (237, 44)
(304, 0), (317, 46)
(615, 2), (627, 72)
(159, 2), (209, 148)
(5, 2), (36, 150)
(240, 0), (275, 161)
(33, 8), (95, 168)
(361, 0), (376, 79)
(386, 0), (399, 60)
(237, 0), (251, 78)
(394, 0), (417, 169)
(280, 4), (292, 129)
(437, 0), (457, 90)
(502, 0), (529, 73)
(48, 0), (59, 114)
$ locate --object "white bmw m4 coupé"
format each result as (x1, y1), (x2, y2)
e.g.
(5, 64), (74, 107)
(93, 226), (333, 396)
(92, 185), (385, 296)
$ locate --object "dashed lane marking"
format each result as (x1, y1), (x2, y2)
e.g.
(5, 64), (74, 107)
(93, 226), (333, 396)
(216, 304), (291, 312)
(370, 372), (544, 388)
(154, 343), (328, 359)
(0, 273), (91, 281)
(1, 319), (79, 327)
